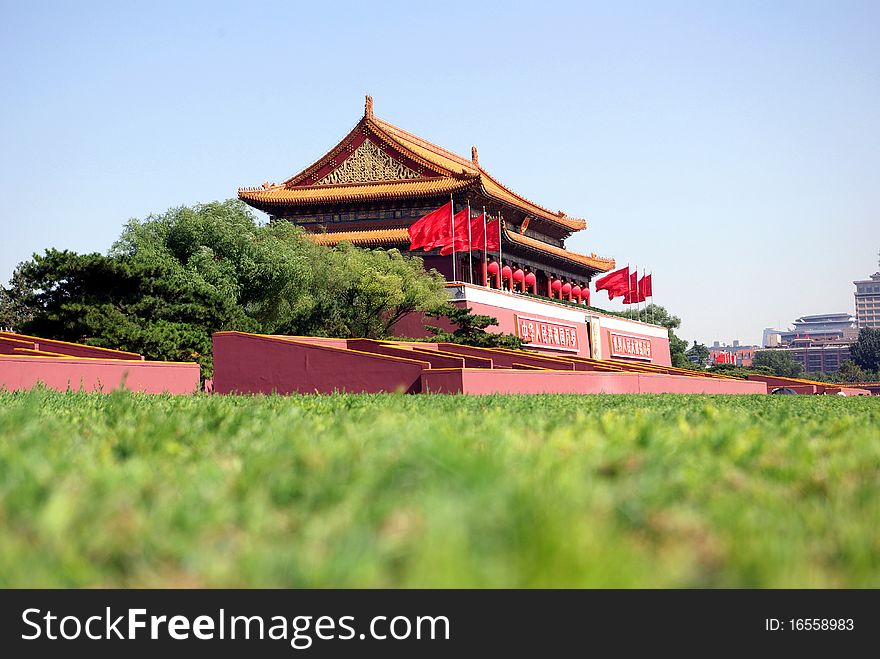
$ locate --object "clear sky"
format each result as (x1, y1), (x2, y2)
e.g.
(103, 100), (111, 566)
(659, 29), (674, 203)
(1, 1), (877, 345)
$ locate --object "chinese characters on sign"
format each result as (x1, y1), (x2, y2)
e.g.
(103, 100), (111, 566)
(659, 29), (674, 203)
(516, 316), (579, 352)
(609, 332), (653, 360)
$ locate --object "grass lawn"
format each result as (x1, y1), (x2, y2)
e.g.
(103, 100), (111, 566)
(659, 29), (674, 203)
(0, 390), (878, 588)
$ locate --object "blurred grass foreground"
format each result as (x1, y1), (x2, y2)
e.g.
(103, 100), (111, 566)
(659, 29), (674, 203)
(0, 390), (878, 588)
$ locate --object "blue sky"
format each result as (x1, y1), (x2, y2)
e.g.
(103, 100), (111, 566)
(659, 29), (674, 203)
(1, 0), (877, 345)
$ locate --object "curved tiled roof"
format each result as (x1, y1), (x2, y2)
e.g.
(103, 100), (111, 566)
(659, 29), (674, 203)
(239, 177), (474, 207)
(372, 116), (586, 231)
(505, 230), (615, 272)
(238, 102), (587, 232)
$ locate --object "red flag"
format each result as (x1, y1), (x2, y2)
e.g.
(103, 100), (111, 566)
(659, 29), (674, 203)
(468, 213), (500, 252)
(438, 208), (473, 255)
(594, 266), (629, 300)
(640, 273), (652, 298)
(408, 201), (452, 251)
(623, 271), (646, 304)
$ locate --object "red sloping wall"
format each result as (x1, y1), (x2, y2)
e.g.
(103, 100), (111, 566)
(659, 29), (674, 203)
(437, 344), (576, 370)
(0, 332), (143, 360)
(212, 332), (429, 395)
(346, 340), (466, 369)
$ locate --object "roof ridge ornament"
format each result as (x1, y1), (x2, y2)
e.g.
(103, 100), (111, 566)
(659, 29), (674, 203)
(471, 145), (479, 166)
(365, 94), (374, 118)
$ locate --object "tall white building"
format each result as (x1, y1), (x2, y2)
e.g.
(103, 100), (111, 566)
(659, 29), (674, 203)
(854, 272), (880, 329)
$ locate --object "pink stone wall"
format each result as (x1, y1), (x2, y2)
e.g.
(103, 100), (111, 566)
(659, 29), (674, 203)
(421, 369), (767, 395)
(0, 355), (200, 394)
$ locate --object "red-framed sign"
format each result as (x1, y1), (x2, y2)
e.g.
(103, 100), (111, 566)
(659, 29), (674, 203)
(515, 316), (580, 352)
(609, 332), (653, 360)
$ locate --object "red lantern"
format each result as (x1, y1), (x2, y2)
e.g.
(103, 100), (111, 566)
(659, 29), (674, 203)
(582, 289), (590, 305)
(551, 279), (562, 292)
(571, 285), (582, 301)
(512, 268), (525, 282)
(501, 265), (512, 280)
(561, 283), (572, 298)
(487, 261), (500, 276)
(524, 272), (536, 287)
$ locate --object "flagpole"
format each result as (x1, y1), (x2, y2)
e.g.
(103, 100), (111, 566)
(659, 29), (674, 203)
(482, 206), (488, 287)
(450, 194), (456, 283)
(627, 264), (631, 320)
(467, 200), (473, 284)
(498, 211), (504, 291)
(633, 266), (637, 321)
(643, 274), (647, 323)
(650, 271), (654, 325)
(636, 273), (648, 322)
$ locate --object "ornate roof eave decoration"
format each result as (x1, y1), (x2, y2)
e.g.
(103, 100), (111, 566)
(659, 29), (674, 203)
(277, 115), (463, 190)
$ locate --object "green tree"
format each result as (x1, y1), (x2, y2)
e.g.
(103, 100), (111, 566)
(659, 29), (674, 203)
(849, 328), (880, 373)
(753, 350), (804, 378)
(423, 305), (523, 349)
(302, 244), (447, 338)
(706, 364), (774, 379)
(835, 360), (869, 382)
(7, 200), (450, 376)
(111, 201), (325, 334)
(686, 341), (710, 367)
(12, 249), (253, 377)
(643, 304), (691, 369)
(0, 268), (35, 331)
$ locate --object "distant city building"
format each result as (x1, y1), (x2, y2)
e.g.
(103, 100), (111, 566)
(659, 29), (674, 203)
(762, 328), (783, 348)
(709, 341), (758, 367)
(760, 345), (852, 374)
(758, 312), (857, 373)
(762, 313), (856, 347)
(854, 272), (880, 329)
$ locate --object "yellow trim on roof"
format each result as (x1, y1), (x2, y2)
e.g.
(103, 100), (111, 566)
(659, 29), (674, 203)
(307, 228), (409, 246)
(504, 230), (615, 272)
(238, 177), (474, 206)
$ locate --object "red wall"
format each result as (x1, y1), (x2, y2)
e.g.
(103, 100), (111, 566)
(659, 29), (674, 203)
(422, 369), (767, 395)
(391, 298), (672, 366)
(212, 332), (429, 395)
(0, 355), (199, 394)
(437, 344), (575, 370)
(346, 339), (466, 369)
(0, 332), (143, 360)
(600, 328), (672, 368)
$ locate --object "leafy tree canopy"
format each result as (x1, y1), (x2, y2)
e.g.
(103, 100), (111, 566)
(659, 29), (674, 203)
(707, 364), (774, 379)
(686, 341), (710, 368)
(753, 350), (805, 378)
(640, 304), (691, 369)
(6, 201), (450, 376)
(849, 328), (880, 373)
(423, 305), (523, 349)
